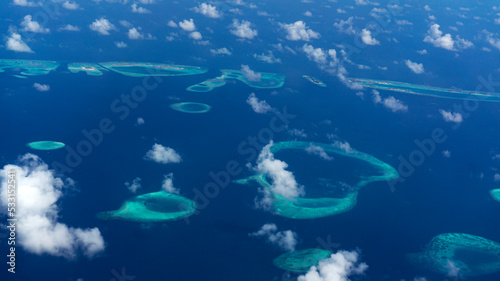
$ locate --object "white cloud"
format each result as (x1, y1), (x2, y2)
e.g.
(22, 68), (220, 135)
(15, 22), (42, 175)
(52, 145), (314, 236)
(161, 173), (179, 194)
(144, 144), (182, 164)
(210, 47), (232, 55)
(193, 3), (221, 18)
(119, 20), (133, 28)
(334, 17), (355, 35)
(89, 18), (116, 35)
(280, 21), (320, 41)
(0, 154), (105, 259)
(131, 3), (150, 14)
(372, 90), (408, 112)
(62, 1), (79, 10)
(59, 24), (80, 32)
(128, 27), (143, 39)
(250, 223), (298, 252)
(13, 0), (38, 7)
(424, 5), (431, 11)
(230, 19), (258, 39)
(125, 177), (141, 193)
(396, 19), (413, 25)
(179, 19), (196, 32)
(439, 109), (463, 123)
(424, 24), (473, 51)
(33, 83), (50, 91)
(253, 50), (281, 64)
(442, 150), (451, 158)
(21, 15), (50, 33)
(136, 117), (145, 125)
(417, 49), (428, 54)
(288, 128), (307, 138)
(494, 173), (500, 182)
(114, 41), (127, 48)
(189, 31), (202, 40)
(167, 20), (178, 28)
(6, 33), (33, 53)
(360, 29), (379, 45)
(405, 60), (425, 74)
(304, 11), (312, 17)
(254, 141), (305, 204)
(297, 250), (368, 281)
(302, 44), (359, 89)
(241, 65), (261, 82)
(332, 140), (353, 154)
(306, 143), (333, 160)
(127, 27), (155, 40)
(246, 93), (272, 114)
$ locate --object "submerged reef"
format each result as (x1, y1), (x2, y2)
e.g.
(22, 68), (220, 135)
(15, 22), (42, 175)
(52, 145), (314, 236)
(407, 233), (500, 277)
(234, 141), (398, 219)
(273, 249), (332, 272)
(170, 102), (211, 113)
(27, 141), (65, 150)
(491, 189), (500, 202)
(98, 191), (196, 222)
(303, 75), (327, 87)
(100, 62), (208, 77)
(350, 78), (500, 102)
(187, 69), (286, 92)
(68, 63), (107, 76)
(0, 59), (59, 75)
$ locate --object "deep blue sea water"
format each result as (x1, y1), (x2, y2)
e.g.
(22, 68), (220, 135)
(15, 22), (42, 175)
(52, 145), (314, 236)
(1, 0), (500, 281)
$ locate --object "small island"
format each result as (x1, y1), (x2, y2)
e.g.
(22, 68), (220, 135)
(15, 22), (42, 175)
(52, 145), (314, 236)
(303, 75), (327, 87)
(27, 141), (65, 150)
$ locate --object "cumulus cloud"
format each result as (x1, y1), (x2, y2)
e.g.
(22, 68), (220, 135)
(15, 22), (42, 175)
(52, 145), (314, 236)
(167, 20), (178, 28)
(114, 41), (127, 48)
(405, 60), (425, 74)
(179, 19), (196, 32)
(241, 65), (261, 82)
(424, 24), (473, 51)
(494, 173), (500, 182)
(253, 50), (281, 64)
(62, 1), (79, 10)
(439, 109), (463, 123)
(334, 17), (356, 35)
(302, 44), (360, 89)
(89, 18), (116, 35)
(21, 15), (50, 33)
(298, 250), (368, 281)
(246, 93), (272, 114)
(136, 117), (145, 125)
(210, 47), (232, 55)
(127, 27), (155, 40)
(360, 29), (379, 45)
(193, 3), (221, 18)
(372, 90), (408, 112)
(189, 31), (202, 40)
(131, 3), (151, 13)
(161, 173), (179, 194)
(13, 0), (38, 7)
(332, 140), (353, 154)
(230, 19), (257, 39)
(250, 223), (297, 252)
(288, 128), (307, 138)
(59, 24), (80, 32)
(144, 144), (182, 164)
(280, 21), (320, 41)
(254, 141), (304, 209)
(306, 143), (333, 160)
(125, 177), (141, 193)
(6, 33), (33, 53)
(33, 83), (50, 91)
(0, 154), (105, 259)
